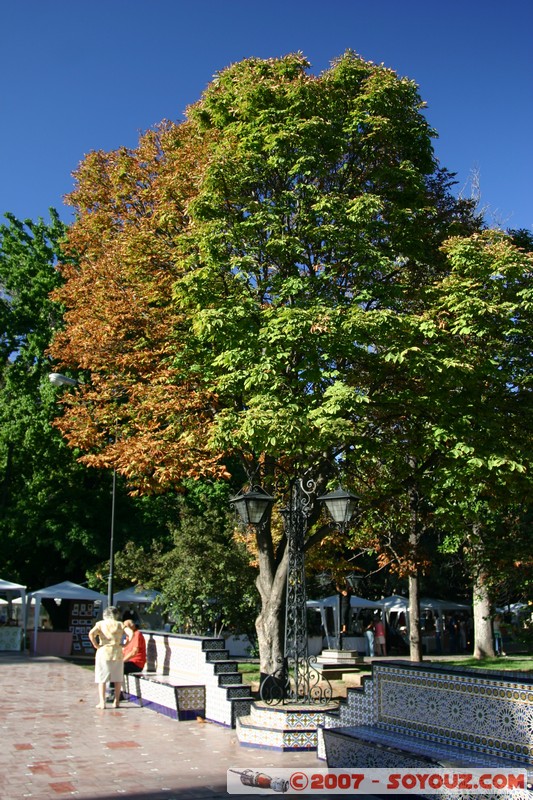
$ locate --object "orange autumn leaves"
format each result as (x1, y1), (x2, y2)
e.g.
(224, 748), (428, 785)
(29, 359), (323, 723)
(50, 123), (229, 493)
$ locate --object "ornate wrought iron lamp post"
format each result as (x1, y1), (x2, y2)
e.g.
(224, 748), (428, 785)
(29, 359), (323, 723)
(230, 480), (358, 705)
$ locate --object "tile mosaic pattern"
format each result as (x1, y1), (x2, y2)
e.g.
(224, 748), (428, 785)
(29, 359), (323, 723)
(237, 701), (339, 751)
(373, 663), (533, 764)
(249, 702), (338, 730)
(202, 638), (225, 650)
(323, 730), (533, 800)
(322, 677), (375, 730)
(320, 661), (533, 799)
(237, 721), (319, 750)
(134, 676), (205, 721)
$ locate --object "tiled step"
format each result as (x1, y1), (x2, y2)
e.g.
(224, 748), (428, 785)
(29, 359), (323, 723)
(237, 716), (319, 750)
(205, 649), (231, 662)
(217, 671), (242, 686)
(201, 638), (226, 651)
(210, 660), (239, 674)
(236, 701), (339, 750)
(248, 701), (337, 729)
(224, 684), (253, 699)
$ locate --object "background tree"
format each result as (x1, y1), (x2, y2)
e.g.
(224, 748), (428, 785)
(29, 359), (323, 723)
(0, 210), (102, 586)
(107, 480), (259, 640)
(156, 482), (259, 640)
(0, 211), (175, 590)
(333, 230), (533, 658)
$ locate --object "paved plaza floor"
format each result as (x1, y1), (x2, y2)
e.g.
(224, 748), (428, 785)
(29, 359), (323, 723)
(0, 653), (376, 800)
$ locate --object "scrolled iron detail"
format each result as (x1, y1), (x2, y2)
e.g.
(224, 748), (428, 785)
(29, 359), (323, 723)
(259, 657), (333, 706)
(289, 655), (333, 705)
(259, 665), (290, 705)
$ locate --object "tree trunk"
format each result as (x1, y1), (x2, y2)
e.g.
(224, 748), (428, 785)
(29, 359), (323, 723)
(407, 478), (423, 662)
(254, 522), (288, 678)
(472, 567), (494, 659)
(255, 584), (286, 676)
(408, 568), (422, 662)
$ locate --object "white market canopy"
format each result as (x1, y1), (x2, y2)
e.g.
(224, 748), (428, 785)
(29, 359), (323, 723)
(380, 595), (471, 634)
(420, 597), (470, 613)
(0, 579), (26, 595)
(496, 601), (531, 618)
(0, 579), (27, 644)
(380, 594), (409, 613)
(307, 594), (384, 644)
(307, 594), (384, 611)
(30, 581), (107, 653)
(381, 595), (470, 614)
(113, 586), (160, 605)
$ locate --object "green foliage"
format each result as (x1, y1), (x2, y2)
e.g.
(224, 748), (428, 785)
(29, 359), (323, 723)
(178, 52), (480, 479)
(0, 212), (175, 589)
(0, 210), (65, 364)
(438, 656), (533, 672)
(47, 51), (531, 663)
(149, 483), (259, 639)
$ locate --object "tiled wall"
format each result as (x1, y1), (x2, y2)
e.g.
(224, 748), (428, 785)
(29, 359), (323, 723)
(318, 661), (533, 768)
(372, 662), (533, 764)
(138, 632), (252, 727)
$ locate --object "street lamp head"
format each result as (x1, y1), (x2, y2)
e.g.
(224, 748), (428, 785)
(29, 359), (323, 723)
(229, 485), (275, 526)
(49, 372), (77, 387)
(346, 571), (364, 592)
(318, 486), (359, 527)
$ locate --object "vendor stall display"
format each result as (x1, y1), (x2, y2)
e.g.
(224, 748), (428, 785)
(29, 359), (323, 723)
(30, 581), (106, 656)
(0, 578), (27, 650)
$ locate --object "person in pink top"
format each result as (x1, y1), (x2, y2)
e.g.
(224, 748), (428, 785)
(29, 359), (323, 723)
(374, 614), (387, 656)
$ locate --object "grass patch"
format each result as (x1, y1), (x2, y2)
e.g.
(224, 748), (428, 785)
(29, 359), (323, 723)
(431, 655), (533, 673)
(238, 662), (261, 684)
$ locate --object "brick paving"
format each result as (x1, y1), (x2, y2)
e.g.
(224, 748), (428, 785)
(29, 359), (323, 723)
(0, 652), (374, 800)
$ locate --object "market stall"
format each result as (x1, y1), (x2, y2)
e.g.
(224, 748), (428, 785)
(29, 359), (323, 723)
(0, 578), (27, 650)
(381, 594), (471, 653)
(113, 586), (161, 627)
(30, 581), (106, 656)
(307, 593), (385, 651)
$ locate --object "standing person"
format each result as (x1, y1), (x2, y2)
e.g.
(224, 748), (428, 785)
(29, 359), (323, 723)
(122, 619), (147, 676)
(364, 618), (375, 657)
(337, 581), (353, 649)
(459, 616), (467, 652)
(89, 606), (124, 709)
(374, 613), (387, 656)
(493, 613), (503, 656)
(448, 615), (459, 654)
(434, 613), (443, 654)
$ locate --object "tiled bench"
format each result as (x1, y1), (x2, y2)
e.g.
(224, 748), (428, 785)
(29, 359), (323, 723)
(124, 672), (205, 720)
(123, 632), (253, 727)
(320, 660), (533, 799)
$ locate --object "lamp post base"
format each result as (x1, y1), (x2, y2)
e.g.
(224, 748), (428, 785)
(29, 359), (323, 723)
(259, 656), (334, 705)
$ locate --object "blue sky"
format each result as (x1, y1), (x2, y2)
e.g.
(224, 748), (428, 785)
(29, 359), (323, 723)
(1, 0), (532, 231)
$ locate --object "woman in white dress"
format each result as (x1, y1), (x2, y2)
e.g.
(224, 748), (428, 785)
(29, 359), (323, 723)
(89, 606), (124, 709)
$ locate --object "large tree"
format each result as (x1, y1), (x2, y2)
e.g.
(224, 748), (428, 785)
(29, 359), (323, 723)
(50, 52), (494, 672)
(333, 230), (533, 658)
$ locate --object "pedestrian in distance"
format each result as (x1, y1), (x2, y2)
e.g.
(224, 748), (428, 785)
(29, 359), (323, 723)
(434, 612), (443, 654)
(89, 606), (125, 709)
(493, 613), (504, 656)
(364, 618), (375, 657)
(374, 613), (387, 656)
